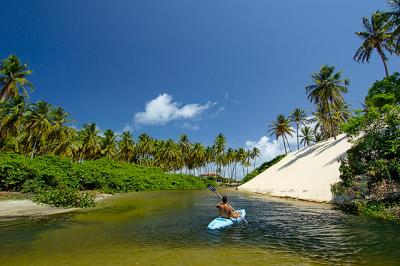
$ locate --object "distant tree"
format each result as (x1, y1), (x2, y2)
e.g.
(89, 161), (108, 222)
(290, 108), (307, 150)
(23, 101), (53, 157)
(101, 129), (117, 159)
(269, 114), (294, 154)
(117, 131), (135, 163)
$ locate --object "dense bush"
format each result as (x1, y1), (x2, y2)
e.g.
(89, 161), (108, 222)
(241, 154), (285, 184)
(0, 153), (213, 207)
(332, 74), (400, 220)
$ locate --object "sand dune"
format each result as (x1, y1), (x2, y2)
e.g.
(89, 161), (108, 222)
(239, 134), (353, 202)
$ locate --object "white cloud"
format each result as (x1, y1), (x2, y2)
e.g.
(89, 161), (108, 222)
(134, 93), (214, 126)
(182, 122), (200, 131)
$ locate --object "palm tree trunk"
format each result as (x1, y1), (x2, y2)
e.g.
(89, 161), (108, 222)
(284, 134), (292, 152)
(296, 124), (299, 150)
(281, 137), (287, 154)
(378, 49), (390, 78)
(326, 102), (336, 140)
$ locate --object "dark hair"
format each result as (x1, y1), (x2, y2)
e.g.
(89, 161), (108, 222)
(222, 196), (228, 203)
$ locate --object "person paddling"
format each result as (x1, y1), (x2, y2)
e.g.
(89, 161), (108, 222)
(216, 196), (241, 219)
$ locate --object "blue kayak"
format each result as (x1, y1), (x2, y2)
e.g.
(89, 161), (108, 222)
(207, 209), (246, 230)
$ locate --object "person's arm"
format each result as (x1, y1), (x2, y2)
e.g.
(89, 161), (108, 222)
(216, 202), (222, 208)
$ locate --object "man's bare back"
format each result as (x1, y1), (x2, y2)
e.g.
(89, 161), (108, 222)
(216, 202), (241, 219)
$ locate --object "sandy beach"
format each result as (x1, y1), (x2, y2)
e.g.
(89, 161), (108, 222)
(239, 134), (353, 202)
(0, 193), (112, 220)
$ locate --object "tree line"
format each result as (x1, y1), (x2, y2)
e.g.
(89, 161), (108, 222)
(0, 55), (260, 180)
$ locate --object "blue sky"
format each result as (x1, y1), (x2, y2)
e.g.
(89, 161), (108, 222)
(1, 0), (399, 161)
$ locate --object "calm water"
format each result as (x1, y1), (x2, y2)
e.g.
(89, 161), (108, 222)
(0, 190), (399, 265)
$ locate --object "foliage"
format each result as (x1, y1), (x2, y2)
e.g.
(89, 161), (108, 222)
(241, 155), (285, 184)
(0, 153), (214, 207)
(332, 74), (400, 220)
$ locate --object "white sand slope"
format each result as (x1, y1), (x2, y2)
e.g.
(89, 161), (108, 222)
(239, 134), (353, 202)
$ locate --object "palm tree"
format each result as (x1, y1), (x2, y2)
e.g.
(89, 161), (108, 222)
(354, 11), (393, 77)
(300, 126), (314, 147)
(117, 131), (135, 163)
(269, 114), (294, 155)
(23, 101), (53, 157)
(79, 123), (101, 161)
(0, 95), (26, 139)
(155, 139), (182, 172)
(0, 55), (33, 102)
(250, 147), (260, 170)
(178, 134), (191, 173)
(44, 107), (73, 156)
(387, 0), (400, 51)
(289, 108), (307, 150)
(101, 129), (117, 158)
(306, 65), (350, 140)
(0, 95), (26, 152)
(136, 133), (155, 166)
(213, 133), (226, 175)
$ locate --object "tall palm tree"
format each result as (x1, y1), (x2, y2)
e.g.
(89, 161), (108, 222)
(250, 147), (260, 170)
(0, 95), (26, 139)
(101, 129), (117, 158)
(136, 133), (155, 166)
(354, 11), (393, 77)
(306, 65), (350, 140)
(387, 0), (400, 51)
(269, 114), (294, 155)
(23, 101), (53, 157)
(213, 133), (226, 175)
(0, 55), (33, 102)
(289, 108), (307, 150)
(79, 123), (101, 161)
(155, 139), (182, 172)
(300, 126), (314, 147)
(117, 131), (135, 163)
(44, 107), (73, 155)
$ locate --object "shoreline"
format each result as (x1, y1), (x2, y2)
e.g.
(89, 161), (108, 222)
(0, 193), (113, 220)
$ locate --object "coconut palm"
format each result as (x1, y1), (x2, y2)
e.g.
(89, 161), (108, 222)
(155, 139), (182, 172)
(0, 55), (33, 102)
(300, 126), (314, 147)
(79, 123), (101, 161)
(387, 0), (400, 51)
(213, 133), (226, 174)
(101, 129), (117, 158)
(44, 107), (73, 155)
(306, 65), (350, 140)
(23, 101), (53, 157)
(269, 114), (294, 155)
(354, 12), (393, 77)
(0, 95), (26, 139)
(250, 147), (260, 170)
(289, 108), (307, 150)
(136, 133), (155, 166)
(117, 131), (135, 163)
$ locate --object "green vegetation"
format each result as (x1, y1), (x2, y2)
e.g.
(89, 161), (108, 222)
(332, 73), (400, 220)
(0, 54), (262, 207)
(241, 155), (285, 184)
(0, 153), (213, 207)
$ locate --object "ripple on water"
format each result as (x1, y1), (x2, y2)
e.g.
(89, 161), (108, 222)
(0, 190), (399, 265)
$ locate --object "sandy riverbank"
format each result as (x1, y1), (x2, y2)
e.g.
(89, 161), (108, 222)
(239, 134), (353, 202)
(0, 193), (113, 220)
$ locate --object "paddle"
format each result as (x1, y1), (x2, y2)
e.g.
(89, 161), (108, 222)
(207, 184), (248, 224)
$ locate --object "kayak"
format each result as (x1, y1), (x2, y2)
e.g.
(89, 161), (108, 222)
(207, 209), (246, 230)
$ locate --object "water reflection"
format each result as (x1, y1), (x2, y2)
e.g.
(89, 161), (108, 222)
(0, 190), (399, 265)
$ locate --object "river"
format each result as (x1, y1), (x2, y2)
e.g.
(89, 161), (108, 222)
(0, 190), (399, 265)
